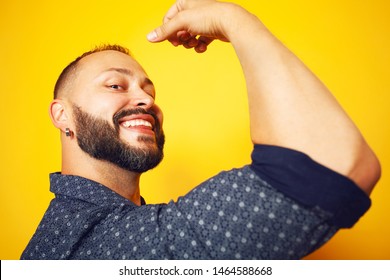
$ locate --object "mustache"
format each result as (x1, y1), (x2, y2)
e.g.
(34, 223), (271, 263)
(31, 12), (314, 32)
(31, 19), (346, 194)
(113, 108), (161, 130)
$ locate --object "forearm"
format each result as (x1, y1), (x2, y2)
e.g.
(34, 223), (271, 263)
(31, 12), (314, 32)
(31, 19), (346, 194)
(222, 5), (380, 193)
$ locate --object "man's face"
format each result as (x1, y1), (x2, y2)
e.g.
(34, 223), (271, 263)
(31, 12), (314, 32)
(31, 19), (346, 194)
(67, 50), (165, 172)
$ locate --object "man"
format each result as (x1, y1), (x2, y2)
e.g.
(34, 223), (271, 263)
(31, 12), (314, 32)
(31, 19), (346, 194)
(22, 0), (380, 259)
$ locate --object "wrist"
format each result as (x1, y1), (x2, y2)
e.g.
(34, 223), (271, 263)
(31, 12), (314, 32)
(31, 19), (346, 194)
(219, 3), (267, 42)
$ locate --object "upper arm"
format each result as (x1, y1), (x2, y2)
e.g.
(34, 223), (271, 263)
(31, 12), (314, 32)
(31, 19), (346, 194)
(225, 11), (380, 195)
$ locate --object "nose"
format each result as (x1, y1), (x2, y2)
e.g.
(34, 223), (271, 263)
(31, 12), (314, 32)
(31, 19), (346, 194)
(129, 87), (154, 109)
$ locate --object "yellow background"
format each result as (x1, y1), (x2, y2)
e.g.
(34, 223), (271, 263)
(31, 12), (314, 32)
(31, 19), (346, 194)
(1, 0), (389, 259)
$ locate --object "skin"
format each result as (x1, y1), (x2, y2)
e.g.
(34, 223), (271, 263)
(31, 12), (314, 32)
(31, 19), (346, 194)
(49, 50), (163, 206)
(147, 0), (380, 194)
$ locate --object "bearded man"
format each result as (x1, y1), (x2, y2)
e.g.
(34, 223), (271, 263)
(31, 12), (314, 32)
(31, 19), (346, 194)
(21, 0), (380, 260)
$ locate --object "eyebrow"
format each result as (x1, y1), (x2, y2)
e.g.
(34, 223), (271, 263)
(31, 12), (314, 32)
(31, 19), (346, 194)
(102, 67), (154, 87)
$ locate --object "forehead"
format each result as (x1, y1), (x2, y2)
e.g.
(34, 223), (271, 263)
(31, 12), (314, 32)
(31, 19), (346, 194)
(76, 50), (147, 79)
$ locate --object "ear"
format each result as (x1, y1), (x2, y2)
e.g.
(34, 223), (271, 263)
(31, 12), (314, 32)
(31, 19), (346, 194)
(49, 99), (70, 133)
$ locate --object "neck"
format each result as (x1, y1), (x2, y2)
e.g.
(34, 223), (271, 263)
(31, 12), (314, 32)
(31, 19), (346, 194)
(61, 148), (142, 206)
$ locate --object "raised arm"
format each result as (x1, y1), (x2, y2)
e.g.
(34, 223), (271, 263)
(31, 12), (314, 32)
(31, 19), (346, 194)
(147, 0), (380, 194)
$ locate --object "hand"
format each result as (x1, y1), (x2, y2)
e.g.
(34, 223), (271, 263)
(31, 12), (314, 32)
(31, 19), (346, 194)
(147, 0), (234, 53)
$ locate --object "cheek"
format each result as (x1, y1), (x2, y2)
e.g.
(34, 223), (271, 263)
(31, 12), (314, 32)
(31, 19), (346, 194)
(79, 94), (128, 119)
(153, 104), (164, 126)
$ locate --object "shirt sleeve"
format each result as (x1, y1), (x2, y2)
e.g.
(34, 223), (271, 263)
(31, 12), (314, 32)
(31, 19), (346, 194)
(159, 145), (371, 259)
(249, 144), (371, 228)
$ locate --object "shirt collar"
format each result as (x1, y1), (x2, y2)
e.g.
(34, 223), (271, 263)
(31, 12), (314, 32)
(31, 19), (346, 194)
(49, 172), (145, 207)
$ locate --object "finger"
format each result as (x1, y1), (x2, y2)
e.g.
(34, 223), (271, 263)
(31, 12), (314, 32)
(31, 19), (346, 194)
(198, 36), (214, 46)
(195, 43), (207, 53)
(167, 30), (189, 47)
(195, 36), (214, 53)
(168, 38), (181, 47)
(180, 33), (198, 48)
(178, 31), (192, 43)
(186, 37), (199, 48)
(168, 32), (183, 47)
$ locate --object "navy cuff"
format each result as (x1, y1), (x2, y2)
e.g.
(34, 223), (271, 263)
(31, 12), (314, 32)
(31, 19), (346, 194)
(250, 144), (371, 228)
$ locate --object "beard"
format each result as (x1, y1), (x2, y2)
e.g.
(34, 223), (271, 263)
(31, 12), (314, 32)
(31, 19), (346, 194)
(72, 105), (165, 173)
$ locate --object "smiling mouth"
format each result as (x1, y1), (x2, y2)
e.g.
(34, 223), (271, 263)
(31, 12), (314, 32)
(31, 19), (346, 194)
(121, 119), (153, 129)
(118, 115), (156, 139)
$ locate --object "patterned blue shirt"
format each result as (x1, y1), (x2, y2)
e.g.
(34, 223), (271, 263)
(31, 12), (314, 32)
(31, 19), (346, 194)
(21, 145), (370, 259)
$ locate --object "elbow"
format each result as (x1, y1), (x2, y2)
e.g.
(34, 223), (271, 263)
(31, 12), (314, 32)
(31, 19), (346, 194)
(365, 151), (381, 194)
(349, 144), (381, 196)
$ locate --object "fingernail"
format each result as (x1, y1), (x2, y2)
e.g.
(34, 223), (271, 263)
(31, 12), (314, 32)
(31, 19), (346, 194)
(147, 31), (158, 41)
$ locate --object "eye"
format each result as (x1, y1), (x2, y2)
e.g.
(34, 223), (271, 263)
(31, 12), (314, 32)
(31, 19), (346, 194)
(109, 84), (122, 90)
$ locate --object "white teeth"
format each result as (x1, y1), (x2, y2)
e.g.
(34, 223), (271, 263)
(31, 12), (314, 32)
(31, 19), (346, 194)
(122, 119), (152, 128)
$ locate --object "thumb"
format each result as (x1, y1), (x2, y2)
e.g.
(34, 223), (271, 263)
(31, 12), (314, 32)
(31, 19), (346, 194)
(146, 29), (162, 42)
(147, 24), (173, 43)
(147, 14), (186, 43)
(147, 1), (184, 42)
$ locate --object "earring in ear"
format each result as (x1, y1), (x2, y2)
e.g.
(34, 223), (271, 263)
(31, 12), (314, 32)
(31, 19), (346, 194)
(65, 128), (72, 137)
